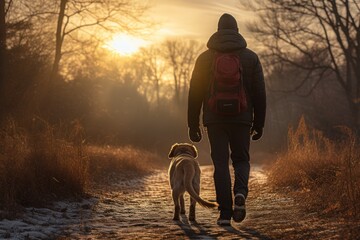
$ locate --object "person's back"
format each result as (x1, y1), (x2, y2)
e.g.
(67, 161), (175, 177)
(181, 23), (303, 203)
(187, 13), (266, 226)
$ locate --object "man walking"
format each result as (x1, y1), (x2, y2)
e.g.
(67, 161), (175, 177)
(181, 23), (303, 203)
(187, 13), (266, 226)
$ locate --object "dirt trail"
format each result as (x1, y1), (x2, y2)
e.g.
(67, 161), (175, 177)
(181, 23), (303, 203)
(1, 165), (356, 239)
(60, 165), (354, 239)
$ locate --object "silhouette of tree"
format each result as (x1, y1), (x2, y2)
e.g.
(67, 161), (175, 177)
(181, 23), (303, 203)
(243, 0), (360, 132)
(138, 45), (166, 107)
(0, 0), (8, 115)
(164, 39), (203, 104)
(50, 0), (150, 81)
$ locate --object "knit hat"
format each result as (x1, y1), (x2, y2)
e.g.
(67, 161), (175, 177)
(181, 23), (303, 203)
(217, 13), (238, 32)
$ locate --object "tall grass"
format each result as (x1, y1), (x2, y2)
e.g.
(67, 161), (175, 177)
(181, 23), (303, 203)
(0, 117), (164, 212)
(269, 116), (360, 218)
(0, 118), (88, 209)
(87, 145), (164, 183)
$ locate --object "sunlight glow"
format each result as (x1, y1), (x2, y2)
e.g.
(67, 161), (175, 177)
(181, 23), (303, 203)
(105, 34), (147, 56)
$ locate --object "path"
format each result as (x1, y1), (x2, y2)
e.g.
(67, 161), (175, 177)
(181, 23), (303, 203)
(0, 165), (356, 239)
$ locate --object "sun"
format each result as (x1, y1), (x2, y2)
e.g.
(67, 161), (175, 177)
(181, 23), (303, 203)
(105, 34), (147, 55)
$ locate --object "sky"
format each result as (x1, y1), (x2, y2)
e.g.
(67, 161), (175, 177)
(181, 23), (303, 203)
(106, 0), (257, 55)
(148, 0), (255, 43)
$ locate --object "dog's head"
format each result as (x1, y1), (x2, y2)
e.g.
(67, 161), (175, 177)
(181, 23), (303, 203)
(168, 143), (198, 159)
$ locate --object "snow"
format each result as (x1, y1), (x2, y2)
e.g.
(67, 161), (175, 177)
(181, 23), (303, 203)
(0, 198), (97, 239)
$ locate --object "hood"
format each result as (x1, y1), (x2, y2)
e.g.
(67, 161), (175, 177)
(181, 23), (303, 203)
(218, 13), (238, 32)
(207, 29), (247, 52)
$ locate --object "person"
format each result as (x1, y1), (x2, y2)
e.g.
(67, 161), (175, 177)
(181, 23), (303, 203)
(187, 13), (266, 226)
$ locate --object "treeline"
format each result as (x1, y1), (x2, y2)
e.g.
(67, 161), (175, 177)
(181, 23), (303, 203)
(261, 64), (353, 151)
(0, 0), (206, 151)
(2, 37), (204, 150)
(244, 0), (360, 152)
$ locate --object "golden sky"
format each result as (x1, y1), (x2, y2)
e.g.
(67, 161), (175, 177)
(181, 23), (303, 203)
(149, 0), (254, 42)
(105, 0), (256, 55)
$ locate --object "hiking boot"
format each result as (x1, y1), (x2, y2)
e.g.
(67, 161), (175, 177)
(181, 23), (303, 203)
(216, 217), (231, 226)
(233, 193), (246, 222)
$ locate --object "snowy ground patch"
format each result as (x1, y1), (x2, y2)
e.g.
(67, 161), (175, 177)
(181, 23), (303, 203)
(0, 197), (98, 239)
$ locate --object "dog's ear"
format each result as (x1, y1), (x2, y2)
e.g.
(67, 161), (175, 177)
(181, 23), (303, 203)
(168, 144), (178, 159)
(189, 144), (198, 159)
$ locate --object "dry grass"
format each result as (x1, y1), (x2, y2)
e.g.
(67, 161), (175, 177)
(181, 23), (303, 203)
(87, 145), (163, 183)
(0, 118), (88, 209)
(0, 117), (164, 214)
(269, 116), (360, 219)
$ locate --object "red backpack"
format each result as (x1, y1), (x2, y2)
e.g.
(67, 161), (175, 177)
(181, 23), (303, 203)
(208, 52), (247, 115)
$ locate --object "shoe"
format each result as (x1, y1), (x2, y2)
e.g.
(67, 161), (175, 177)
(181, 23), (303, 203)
(217, 217), (231, 226)
(233, 193), (246, 222)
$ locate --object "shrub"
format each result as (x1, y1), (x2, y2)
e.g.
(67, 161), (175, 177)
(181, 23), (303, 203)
(87, 145), (163, 183)
(0, 118), (88, 208)
(0, 117), (163, 212)
(269, 116), (360, 218)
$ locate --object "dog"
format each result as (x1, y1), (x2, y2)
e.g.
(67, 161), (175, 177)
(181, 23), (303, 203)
(168, 143), (217, 221)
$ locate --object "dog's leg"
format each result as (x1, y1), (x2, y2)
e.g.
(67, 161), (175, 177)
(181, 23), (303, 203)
(180, 194), (186, 214)
(189, 196), (196, 221)
(172, 190), (180, 220)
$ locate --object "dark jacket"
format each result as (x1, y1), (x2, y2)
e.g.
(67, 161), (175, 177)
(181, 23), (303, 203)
(187, 29), (266, 129)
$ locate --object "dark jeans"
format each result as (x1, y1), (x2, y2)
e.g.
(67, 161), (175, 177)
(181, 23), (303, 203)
(207, 123), (251, 220)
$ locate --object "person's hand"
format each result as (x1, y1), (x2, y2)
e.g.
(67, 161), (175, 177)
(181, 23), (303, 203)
(250, 126), (263, 141)
(189, 127), (202, 142)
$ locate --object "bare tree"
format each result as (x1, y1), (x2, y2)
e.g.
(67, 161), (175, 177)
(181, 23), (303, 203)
(243, 0), (360, 132)
(138, 45), (166, 107)
(50, 0), (150, 81)
(0, 0), (8, 114)
(164, 39), (203, 104)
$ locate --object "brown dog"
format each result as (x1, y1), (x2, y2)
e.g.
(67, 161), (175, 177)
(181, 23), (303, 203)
(168, 143), (217, 221)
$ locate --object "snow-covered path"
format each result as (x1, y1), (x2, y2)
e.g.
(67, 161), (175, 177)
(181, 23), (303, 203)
(0, 165), (356, 239)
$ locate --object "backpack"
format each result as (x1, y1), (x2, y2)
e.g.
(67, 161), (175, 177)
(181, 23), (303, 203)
(207, 52), (247, 115)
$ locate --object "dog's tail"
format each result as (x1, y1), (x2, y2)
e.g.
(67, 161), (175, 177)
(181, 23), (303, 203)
(183, 163), (218, 208)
